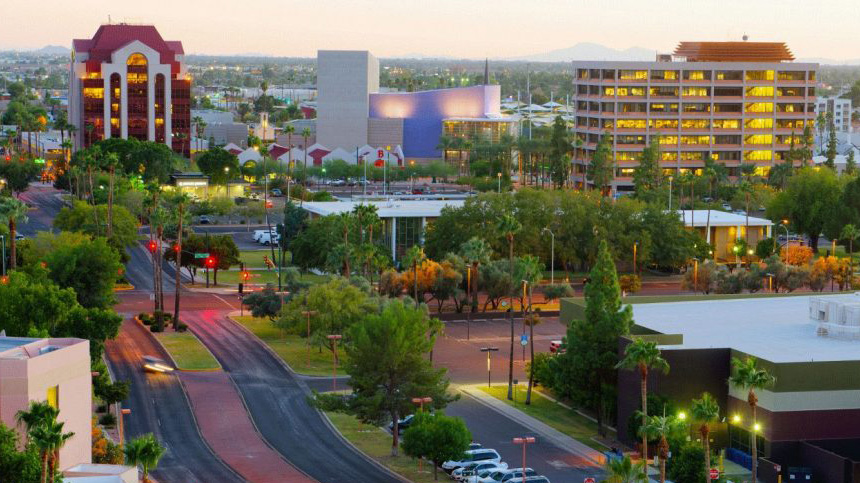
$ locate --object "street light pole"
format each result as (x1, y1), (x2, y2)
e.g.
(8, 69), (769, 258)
(479, 347), (499, 387)
(512, 437), (536, 482)
(302, 310), (317, 368)
(542, 228), (554, 284)
(411, 397), (433, 473)
(497, 172), (502, 193)
(0, 235), (5, 276)
(327, 334), (342, 391)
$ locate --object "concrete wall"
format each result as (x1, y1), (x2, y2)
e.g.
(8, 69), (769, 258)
(368, 118), (404, 148)
(316, 50), (378, 151)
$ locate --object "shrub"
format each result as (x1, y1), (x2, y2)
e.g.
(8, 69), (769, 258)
(715, 270), (743, 294)
(756, 237), (778, 259)
(681, 259), (717, 294)
(150, 320), (164, 333)
(542, 283), (574, 302)
(667, 443), (706, 483)
(781, 245), (814, 266)
(175, 321), (188, 332)
(138, 313), (152, 325)
(98, 413), (116, 427)
(619, 274), (641, 295)
(526, 352), (555, 387)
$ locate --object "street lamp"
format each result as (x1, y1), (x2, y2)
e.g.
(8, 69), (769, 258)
(779, 219), (790, 249)
(512, 437), (536, 481)
(497, 172), (502, 193)
(327, 334), (342, 391)
(633, 242), (638, 275)
(411, 396), (433, 411)
(0, 234), (5, 276)
(301, 310), (318, 367)
(542, 227), (555, 284)
(668, 175), (673, 210)
(118, 407), (131, 443)
(479, 347), (499, 387)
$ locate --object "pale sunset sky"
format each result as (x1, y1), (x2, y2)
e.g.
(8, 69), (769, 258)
(1, 0), (858, 60)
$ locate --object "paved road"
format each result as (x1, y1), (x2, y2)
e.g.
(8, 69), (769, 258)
(17, 183), (64, 236)
(183, 310), (401, 483)
(105, 319), (243, 483)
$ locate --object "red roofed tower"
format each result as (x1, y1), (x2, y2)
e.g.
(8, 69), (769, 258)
(69, 24), (190, 157)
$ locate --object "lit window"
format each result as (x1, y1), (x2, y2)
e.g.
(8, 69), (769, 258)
(746, 86), (774, 97)
(83, 88), (104, 99)
(47, 386), (58, 409)
(744, 135), (773, 145)
(651, 119), (679, 129)
(744, 150), (772, 161)
(661, 152), (678, 161)
(681, 135), (711, 145)
(745, 70), (775, 81)
(682, 87), (709, 97)
(745, 119), (773, 129)
(127, 53), (148, 66)
(745, 103), (774, 113)
(713, 119), (740, 129)
(686, 71), (705, 80)
(681, 120), (709, 129)
(658, 136), (678, 145)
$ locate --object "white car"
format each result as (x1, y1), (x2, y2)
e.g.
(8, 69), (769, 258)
(477, 468), (537, 483)
(442, 449), (502, 474)
(453, 461), (507, 481)
(253, 229), (277, 242)
(258, 232), (280, 245)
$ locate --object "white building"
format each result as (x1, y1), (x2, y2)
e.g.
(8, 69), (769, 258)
(316, 51), (379, 151)
(816, 96), (852, 133)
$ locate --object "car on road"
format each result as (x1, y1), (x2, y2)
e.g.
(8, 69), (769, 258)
(14, 234), (25, 241)
(198, 215), (212, 225)
(453, 461), (507, 481)
(142, 356), (174, 373)
(253, 229), (277, 242)
(442, 449), (502, 474)
(258, 232), (280, 245)
(549, 340), (564, 353)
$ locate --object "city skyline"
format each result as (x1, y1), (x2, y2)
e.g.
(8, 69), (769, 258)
(2, 0), (859, 61)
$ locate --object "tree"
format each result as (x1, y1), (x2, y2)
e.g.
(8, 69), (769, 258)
(169, 192), (190, 325)
(666, 444), (706, 483)
(825, 112), (837, 169)
(842, 224), (859, 276)
(496, 213), (521, 400)
(15, 401), (58, 437)
(633, 138), (663, 199)
(128, 141), (175, 184)
(402, 412), (471, 480)
(54, 201), (139, 252)
(588, 133), (614, 195)
(0, 423), (41, 483)
(29, 419), (73, 483)
(641, 414), (683, 483)
(458, 237), (493, 313)
(691, 392), (720, 476)
(728, 357), (775, 483)
(847, 150), (857, 175)
(767, 167), (841, 252)
(616, 338), (669, 477)
(542, 283), (574, 302)
(197, 148), (240, 185)
(0, 197), (28, 270)
(403, 245), (426, 307)
(524, 311), (543, 405)
(0, 160), (42, 197)
(243, 285), (283, 321)
(124, 433), (165, 483)
(346, 300), (454, 456)
(547, 115), (571, 188)
(557, 240), (632, 436)
(603, 455), (647, 483)
(36, 234), (122, 309)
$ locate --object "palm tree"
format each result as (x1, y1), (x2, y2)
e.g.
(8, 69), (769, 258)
(603, 455), (647, 483)
(337, 211), (352, 277)
(192, 116), (205, 154)
(103, 151), (119, 238)
(284, 124), (296, 192)
(124, 433), (165, 483)
(171, 192), (191, 327)
(0, 197), (29, 270)
(616, 338), (669, 475)
(641, 413), (683, 483)
(145, 184), (165, 317)
(691, 392), (720, 477)
(42, 419), (74, 483)
(728, 357), (775, 482)
(496, 213), (522, 400)
(66, 123), (78, 153)
(15, 400), (59, 436)
(403, 245), (426, 307)
(459, 237), (492, 313)
(525, 310), (542, 404)
(842, 224), (859, 276)
(436, 135), (454, 165)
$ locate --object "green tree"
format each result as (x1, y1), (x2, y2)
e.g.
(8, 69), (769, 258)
(842, 224), (860, 276)
(690, 392), (720, 476)
(641, 414), (684, 483)
(846, 150), (857, 175)
(496, 213), (521, 400)
(402, 411), (471, 480)
(54, 201), (139, 252)
(42, 235), (122, 309)
(557, 240), (632, 436)
(666, 444), (706, 483)
(346, 300), (454, 455)
(123, 433), (165, 483)
(0, 197), (28, 270)
(0, 423), (41, 483)
(29, 418), (73, 483)
(633, 138), (663, 200)
(0, 160), (42, 197)
(0, 271), (79, 337)
(616, 338), (669, 477)
(15, 401), (59, 437)
(458, 237), (493, 313)
(588, 133), (614, 195)
(825, 111), (837, 169)
(728, 357), (775, 483)
(168, 192), (191, 325)
(547, 115), (571, 188)
(602, 455), (647, 483)
(767, 167), (842, 251)
(243, 285), (283, 322)
(197, 148), (240, 185)
(403, 245), (426, 307)
(128, 141), (175, 184)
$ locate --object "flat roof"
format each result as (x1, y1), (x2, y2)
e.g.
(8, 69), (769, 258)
(679, 209), (772, 227)
(302, 200), (464, 218)
(632, 294), (860, 363)
(0, 337), (37, 352)
(0, 337), (85, 360)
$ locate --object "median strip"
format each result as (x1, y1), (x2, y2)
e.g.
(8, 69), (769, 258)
(151, 331), (222, 371)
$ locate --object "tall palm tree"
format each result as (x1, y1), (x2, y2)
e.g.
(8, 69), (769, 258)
(0, 197), (29, 270)
(42, 419), (74, 483)
(691, 392), (720, 477)
(337, 211), (352, 277)
(641, 413), (683, 483)
(66, 124), (78, 153)
(171, 192), (191, 327)
(124, 433), (165, 483)
(352, 203), (380, 279)
(103, 151), (119, 238)
(145, 184), (165, 318)
(284, 124), (296, 193)
(436, 135), (454, 165)
(192, 115), (205, 154)
(842, 224), (859, 276)
(459, 237), (492, 313)
(616, 338), (669, 475)
(15, 400), (59, 435)
(603, 455), (647, 483)
(728, 357), (775, 483)
(524, 310), (542, 404)
(496, 213), (522, 400)
(404, 245), (426, 307)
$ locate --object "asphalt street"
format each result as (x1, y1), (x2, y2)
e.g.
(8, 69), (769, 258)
(105, 320), (243, 483)
(183, 310), (402, 483)
(17, 183), (64, 236)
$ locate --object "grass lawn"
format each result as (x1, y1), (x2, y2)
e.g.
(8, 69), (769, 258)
(190, 269), (329, 287)
(152, 331), (221, 371)
(231, 315), (346, 376)
(239, 249), (292, 268)
(325, 411), (439, 483)
(478, 385), (608, 451)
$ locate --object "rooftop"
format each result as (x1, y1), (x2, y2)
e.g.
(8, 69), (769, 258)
(631, 294), (860, 363)
(673, 41), (795, 62)
(679, 209), (772, 227)
(0, 336), (86, 360)
(302, 199), (465, 218)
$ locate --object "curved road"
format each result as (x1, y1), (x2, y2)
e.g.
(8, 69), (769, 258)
(105, 320), (244, 483)
(183, 310), (401, 483)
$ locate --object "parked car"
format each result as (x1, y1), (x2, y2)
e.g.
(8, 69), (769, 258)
(549, 340), (564, 354)
(270, 189), (283, 197)
(198, 215), (212, 225)
(521, 477), (550, 483)
(732, 209), (747, 216)
(253, 229), (277, 242)
(721, 203), (732, 211)
(468, 442), (482, 450)
(453, 461), (507, 481)
(14, 234), (25, 241)
(477, 468), (537, 483)
(258, 232), (280, 245)
(442, 449), (502, 474)
(388, 414), (416, 431)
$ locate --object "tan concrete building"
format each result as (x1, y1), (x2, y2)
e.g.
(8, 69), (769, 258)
(680, 209), (772, 260)
(0, 336), (92, 471)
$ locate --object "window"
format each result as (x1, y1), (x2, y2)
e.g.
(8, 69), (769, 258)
(661, 152), (678, 161)
(777, 103), (805, 113)
(619, 103), (647, 113)
(777, 87), (804, 97)
(745, 70), (774, 81)
(616, 119), (647, 129)
(617, 168), (635, 176)
(681, 119), (709, 129)
(650, 103), (679, 113)
(714, 103), (743, 113)
(603, 87), (616, 96)
(681, 135), (711, 145)
(616, 152), (639, 161)
(617, 135), (646, 145)
(83, 87), (104, 99)
(650, 119), (679, 129)
(684, 70), (710, 81)
(682, 87), (709, 97)
(47, 386), (58, 409)
(650, 87), (678, 97)
(778, 71), (805, 81)
(127, 53), (148, 65)
(714, 135), (741, 145)
(744, 150), (772, 161)
(714, 87), (743, 97)
(658, 135), (678, 145)
(746, 86), (774, 97)
(680, 152), (704, 161)
(745, 103), (774, 113)
(683, 103), (710, 113)
(712, 119), (740, 129)
(745, 118), (773, 129)
(715, 70), (743, 81)
(619, 70), (648, 80)
(652, 70), (679, 80)
(744, 134), (773, 145)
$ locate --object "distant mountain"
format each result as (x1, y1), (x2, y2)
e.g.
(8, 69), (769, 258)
(507, 42), (658, 63)
(35, 45), (70, 55)
(797, 57), (860, 66)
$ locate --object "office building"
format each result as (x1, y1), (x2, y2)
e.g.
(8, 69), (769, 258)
(816, 96), (852, 133)
(316, 51), (379, 151)
(69, 24), (191, 156)
(571, 42), (818, 193)
(0, 336), (92, 471)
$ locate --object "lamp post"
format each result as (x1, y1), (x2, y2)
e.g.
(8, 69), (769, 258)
(0, 234), (5, 276)
(668, 175), (673, 210)
(693, 258), (698, 291)
(301, 310), (318, 368)
(512, 437), (536, 482)
(479, 347), (499, 387)
(542, 227), (554, 284)
(327, 334), (342, 391)
(497, 172), (502, 193)
(118, 407), (131, 443)
(780, 219), (790, 248)
(633, 242), (638, 275)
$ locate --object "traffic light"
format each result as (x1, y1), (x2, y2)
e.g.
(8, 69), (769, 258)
(173, 244), (181, 253)
(205, 256), (217, 268)
(0, 275), (8, 285)
(242, 271), (251, 282)
(147, 240), (158, 253)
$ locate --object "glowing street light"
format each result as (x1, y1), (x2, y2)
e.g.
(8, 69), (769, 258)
(479, 347), (499, 387)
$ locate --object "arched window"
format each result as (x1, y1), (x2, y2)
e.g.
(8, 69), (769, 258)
(127, 53), (147, 66)
(155, 73), (166, 142)
(126, 53), (148, 139)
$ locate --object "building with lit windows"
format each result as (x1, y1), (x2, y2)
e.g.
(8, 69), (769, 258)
(571, 42), (817, 193)
(815, 96), (852, 133)
(69, 24), (191, 157)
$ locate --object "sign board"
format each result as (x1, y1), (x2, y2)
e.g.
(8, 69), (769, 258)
(34, 158), (45, 164)
(194, 253), (209, 259)
(709, 469), (720, 480)
(584, 478), (596, 483)
(520, 334), (528, 346)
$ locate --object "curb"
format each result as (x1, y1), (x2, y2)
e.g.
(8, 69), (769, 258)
(318, 411), (412, 483)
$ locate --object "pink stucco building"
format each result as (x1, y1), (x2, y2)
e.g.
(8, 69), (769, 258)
(0, 336), (92, 471)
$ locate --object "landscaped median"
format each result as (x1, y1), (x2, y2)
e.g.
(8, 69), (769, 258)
(230, 315), (346, 376)
(324, 411), (437, 483)
(134, 314), (221, 371)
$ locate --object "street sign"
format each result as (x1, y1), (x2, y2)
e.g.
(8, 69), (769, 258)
(709, 468), (720, 480)
(584, 478), (596, 483)
(520, 334), (528, 346)
(194, 253), (209, 259)
(34, 158), (45, 164)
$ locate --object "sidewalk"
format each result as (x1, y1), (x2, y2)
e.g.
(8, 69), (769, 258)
(459, 384), (606, 466)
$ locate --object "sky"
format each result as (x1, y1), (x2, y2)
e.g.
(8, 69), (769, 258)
(2, 0), (859, 61)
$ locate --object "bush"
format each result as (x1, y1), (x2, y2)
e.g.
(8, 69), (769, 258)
(756, 237), (778, 259)
(150, 319), (164, 333)
(526, 352), (555, 387)
(715, 270), (743, 294)
(542, 283), (574, 302)
(138, 312), (152, 325)
(98, 413), (116, 427)
(781, 245), (813, 266)
(667, 443), (706, 483)
(175, 321), (188, 332)
(619, 274), (641, 295)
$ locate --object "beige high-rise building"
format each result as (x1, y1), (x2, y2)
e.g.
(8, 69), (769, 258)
(316, 50), (379, 151)
(571, 42), (818, 193)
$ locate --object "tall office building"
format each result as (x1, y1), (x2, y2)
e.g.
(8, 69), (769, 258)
(69, 24), (191, 156)
(816, 96), (852, 133)
(316, 50), (379, 151)
(571, 42), (818, 192)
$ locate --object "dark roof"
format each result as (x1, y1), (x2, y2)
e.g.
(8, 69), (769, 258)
(73, 24), (184, 67)
(268, 143), (290, 159)
(673, 42), (795, 62)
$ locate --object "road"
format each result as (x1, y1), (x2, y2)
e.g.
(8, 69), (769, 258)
(17, 183), (64, 236)
(182, 310), (402, 483)
(105, 319), (243, 483)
